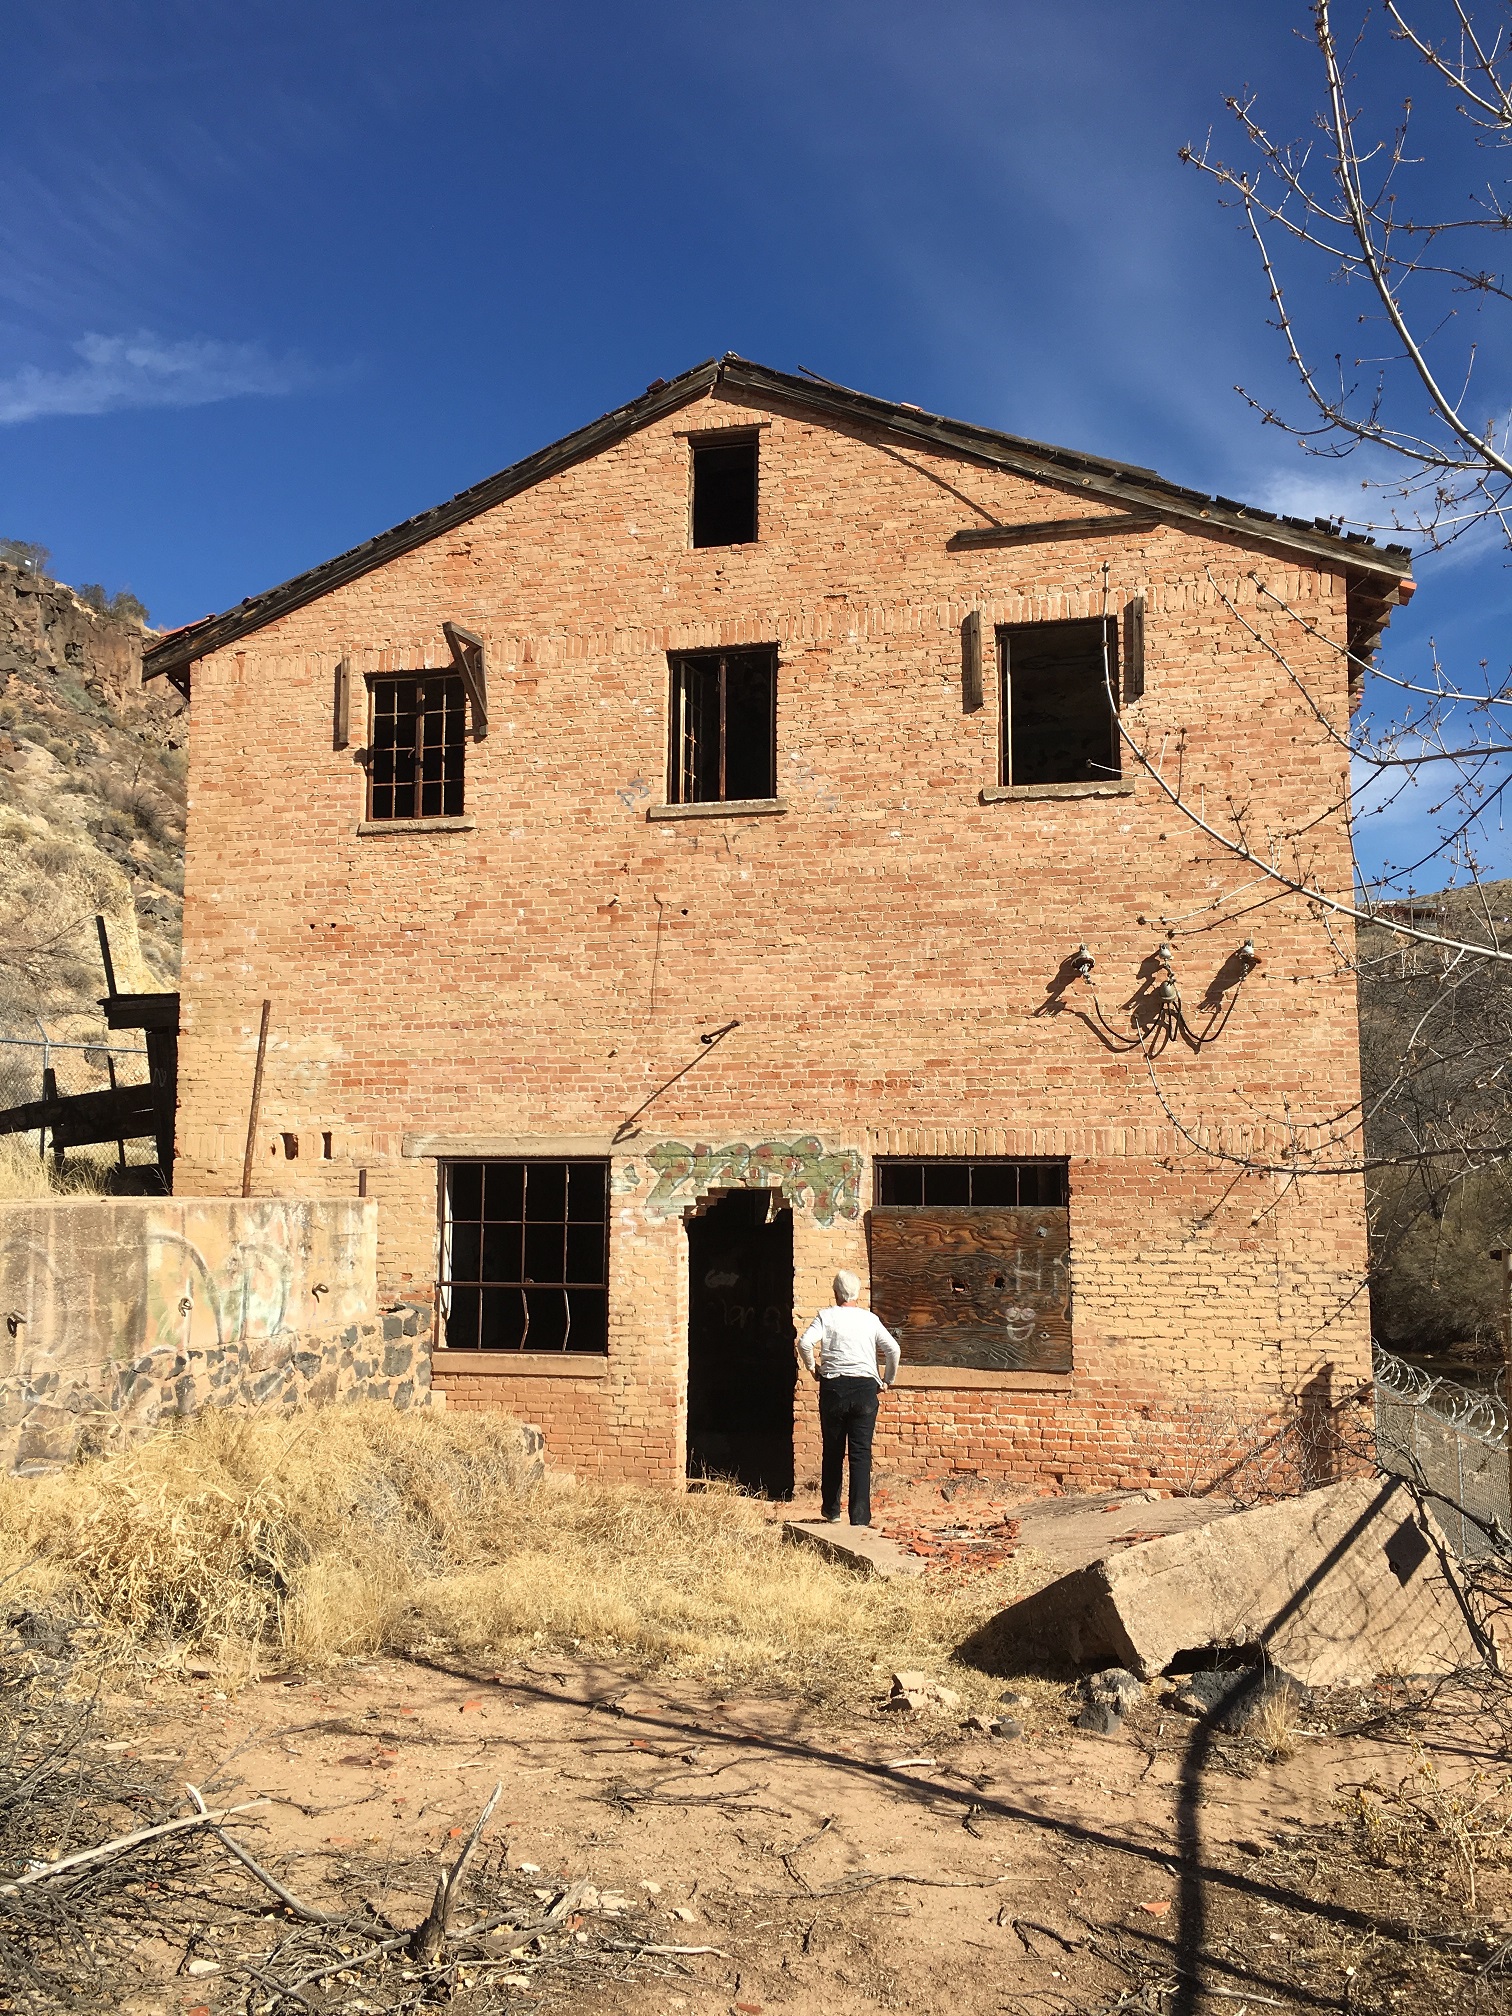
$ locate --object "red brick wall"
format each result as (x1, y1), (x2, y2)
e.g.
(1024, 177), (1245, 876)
(171, 384), (1374, 1490)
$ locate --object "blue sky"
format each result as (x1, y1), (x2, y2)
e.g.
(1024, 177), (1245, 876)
(3, 1), (1509, 889)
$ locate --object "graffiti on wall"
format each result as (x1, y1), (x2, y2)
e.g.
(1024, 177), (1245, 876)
(626, 1136), (862, 1225)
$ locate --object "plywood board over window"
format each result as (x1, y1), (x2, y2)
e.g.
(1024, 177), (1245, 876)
(869, 1206), (1071, 1372)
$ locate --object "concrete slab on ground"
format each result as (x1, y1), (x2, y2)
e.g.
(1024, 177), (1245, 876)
(1001, 1489), (1235, 1573)
(783, 1519), (926, 1578)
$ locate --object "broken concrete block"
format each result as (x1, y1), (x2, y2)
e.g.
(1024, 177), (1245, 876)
(884, 1672), (962, 1713)
(959, 1476), (1483, 1688)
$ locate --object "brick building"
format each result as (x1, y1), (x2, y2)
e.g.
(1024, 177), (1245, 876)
(144, 356), (1413, 1493)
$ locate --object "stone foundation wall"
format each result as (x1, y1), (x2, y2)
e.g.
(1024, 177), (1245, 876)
(0, 1197), (430, 1472)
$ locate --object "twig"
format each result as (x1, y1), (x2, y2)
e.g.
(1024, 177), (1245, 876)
(601, 1940), (732, 1957)
(0, 1796), (267, 1891)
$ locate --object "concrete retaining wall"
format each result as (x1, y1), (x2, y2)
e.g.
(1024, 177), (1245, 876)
(0, 1197), (430, 1471)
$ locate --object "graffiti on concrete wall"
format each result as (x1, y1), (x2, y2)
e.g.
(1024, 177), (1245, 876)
(627, 1136), (862, 1226)
(0, 1196), (397, 1474)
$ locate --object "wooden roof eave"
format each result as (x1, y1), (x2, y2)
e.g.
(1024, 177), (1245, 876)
(143, 353), (1416, 693)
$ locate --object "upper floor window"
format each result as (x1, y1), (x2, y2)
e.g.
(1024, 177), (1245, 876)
(1000, 617), (1120, 788)
(692, 435), (758, 547)
(368, 673), (466, 821)
(668, 648), (777, 804)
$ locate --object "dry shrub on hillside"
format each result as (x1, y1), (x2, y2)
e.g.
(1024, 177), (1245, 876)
(0, 1406), (1038, 1705)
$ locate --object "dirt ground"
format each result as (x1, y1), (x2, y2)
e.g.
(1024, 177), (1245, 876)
(72, 1636), (1506, 2016)
(5, 1478), (1506, 2015)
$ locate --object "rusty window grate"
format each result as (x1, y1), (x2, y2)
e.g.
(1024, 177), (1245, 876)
(999, 618), (1120, 787)
(668, 648), (777, 804)
(692, 435), (758, 547)
(440, 1159), (608, 1353)
(875, 1159), (1068, 1207)
(368, 673), (467, 820)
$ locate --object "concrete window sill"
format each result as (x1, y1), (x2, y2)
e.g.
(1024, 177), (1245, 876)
(647, 799), (787, 821)
(431, 1350), (608, 1378)
(979, 781), (1133, 803)
(357, 815), (477, 836)
(893, 1367), (1074, 1391)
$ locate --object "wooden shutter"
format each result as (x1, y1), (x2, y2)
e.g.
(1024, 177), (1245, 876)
(443, 621), (488, 740)
(333, 658), (351, 750)
(961, 610), (984, 713)
(1122, 595), (1145, 702)
(869, 1207), (1071, 1372)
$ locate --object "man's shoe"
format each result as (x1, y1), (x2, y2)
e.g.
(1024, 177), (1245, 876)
(822, 1512), (842, 1524)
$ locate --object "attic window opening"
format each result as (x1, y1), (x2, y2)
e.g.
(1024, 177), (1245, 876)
(669, 648), (778, 805)
(1000, 618), (1121, 788)
(692, 436), (758, 547)
(440, 1159), (609, 1355)
(367, 673), (466, 821)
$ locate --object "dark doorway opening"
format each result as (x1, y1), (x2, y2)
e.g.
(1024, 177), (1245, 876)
(686, 1190), (796, 1497)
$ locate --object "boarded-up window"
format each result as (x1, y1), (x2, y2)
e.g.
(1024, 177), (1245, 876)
(869, 1159), (1071, 1372)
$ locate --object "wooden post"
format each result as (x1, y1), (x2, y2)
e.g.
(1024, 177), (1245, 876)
(1492, 1241), (1512, 1524)
(95, 914), (118, 997)
(241, 1000), (271, 1200)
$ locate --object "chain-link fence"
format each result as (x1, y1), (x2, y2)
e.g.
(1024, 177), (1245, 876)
(0, 1031), (152, 1157)
(1374, 1343), (1511, 1558)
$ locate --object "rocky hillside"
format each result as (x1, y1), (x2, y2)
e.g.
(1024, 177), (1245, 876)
(0, 560), (186, 1056)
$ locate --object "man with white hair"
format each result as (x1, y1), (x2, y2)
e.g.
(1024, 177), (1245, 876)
(796, 1271), (901, 1527)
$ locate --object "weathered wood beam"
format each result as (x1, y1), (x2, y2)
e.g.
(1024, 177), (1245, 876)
(948, 513), (1158, 552)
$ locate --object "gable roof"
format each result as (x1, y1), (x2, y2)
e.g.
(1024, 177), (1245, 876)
(143, 353), (1414, 689)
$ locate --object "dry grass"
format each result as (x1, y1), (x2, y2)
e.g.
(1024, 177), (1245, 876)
(0, 1405), (1042, 1711)
(1345, 1747), (1512, 1910)
(0, 1138), (115, 1200)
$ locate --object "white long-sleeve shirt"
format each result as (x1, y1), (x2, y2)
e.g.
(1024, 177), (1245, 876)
(797, 1305), (901, 1387)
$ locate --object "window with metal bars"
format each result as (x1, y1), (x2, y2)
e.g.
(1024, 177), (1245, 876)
(668, 648), (777, 805)
(440, 1159), (608, 1354)
(367, 673), (467, 821)
(999, 618), (1120, 787)
(874, 1159), (1069, 1207)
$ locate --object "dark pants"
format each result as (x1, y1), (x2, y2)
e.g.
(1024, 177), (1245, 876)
(819, 1376), (880, 1525)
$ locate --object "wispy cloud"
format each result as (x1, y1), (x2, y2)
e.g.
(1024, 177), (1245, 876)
(0, 331), (310, 423)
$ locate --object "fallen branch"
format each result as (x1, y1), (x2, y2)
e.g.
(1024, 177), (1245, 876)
(740, 1869), (1011, 1901)
(410, 1778), (502, 1964)
(185, 1782), (346, 1926)
(452, 1881), (586, 1942)
(0, 1796), (268, 1892)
